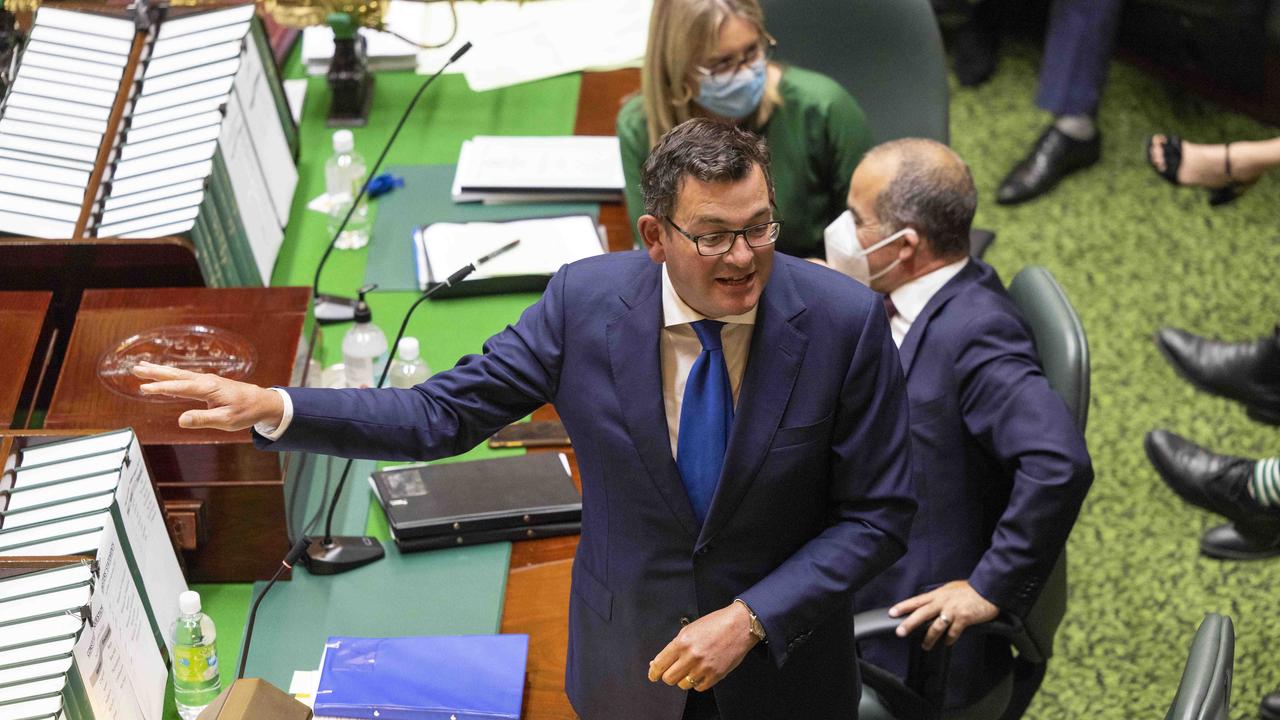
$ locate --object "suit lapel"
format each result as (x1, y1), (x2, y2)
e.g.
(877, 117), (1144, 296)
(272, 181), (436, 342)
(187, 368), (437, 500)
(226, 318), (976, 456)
(606, 265), (701, 538)
(897, 261), (984, 377)
(697, 264), (807, 549)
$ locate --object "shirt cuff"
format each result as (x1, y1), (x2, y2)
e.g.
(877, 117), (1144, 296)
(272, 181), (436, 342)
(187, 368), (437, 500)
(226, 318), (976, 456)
(253, 387), (294, 441)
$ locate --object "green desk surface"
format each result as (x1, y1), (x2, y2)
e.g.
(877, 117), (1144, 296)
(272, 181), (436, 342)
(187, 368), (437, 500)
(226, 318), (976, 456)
(166, 46), (586, 719)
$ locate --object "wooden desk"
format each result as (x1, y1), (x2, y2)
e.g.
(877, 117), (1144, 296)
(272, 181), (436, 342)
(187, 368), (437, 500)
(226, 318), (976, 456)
(0, 291), (53, 429)
(44, 286), (315, 582)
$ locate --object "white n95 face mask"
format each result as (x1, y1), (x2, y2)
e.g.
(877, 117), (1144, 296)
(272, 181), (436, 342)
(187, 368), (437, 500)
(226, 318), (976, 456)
(823, 210), (908, 286)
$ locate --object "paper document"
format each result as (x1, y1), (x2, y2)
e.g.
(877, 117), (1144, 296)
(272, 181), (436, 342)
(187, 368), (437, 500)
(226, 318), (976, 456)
(414, 214), (603, 290)
(452, 136), (624, 204)
(409, 0), (650, 89)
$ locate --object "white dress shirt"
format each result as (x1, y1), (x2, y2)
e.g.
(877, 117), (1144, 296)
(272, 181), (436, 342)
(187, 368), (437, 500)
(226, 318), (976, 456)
(258, 264), (758, 450)
(886, 258), (969, 347)
(255, 387), (294, 440)
(659, 264), (756, 458)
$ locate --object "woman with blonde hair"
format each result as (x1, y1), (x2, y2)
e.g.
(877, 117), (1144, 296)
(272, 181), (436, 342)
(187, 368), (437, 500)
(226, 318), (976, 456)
(617, 0), (872, 258)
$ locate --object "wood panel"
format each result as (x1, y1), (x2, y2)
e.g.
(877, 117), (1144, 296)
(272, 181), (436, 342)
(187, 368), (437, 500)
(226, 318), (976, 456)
(501, 559), (576, 720)
(574, 68), (641, 253)
(0, 291), (51, 428)
(44, 287), (312, 581)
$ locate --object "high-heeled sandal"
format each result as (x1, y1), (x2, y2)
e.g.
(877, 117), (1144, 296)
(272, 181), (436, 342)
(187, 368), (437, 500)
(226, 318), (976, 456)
(1145, 135), (1255, 206)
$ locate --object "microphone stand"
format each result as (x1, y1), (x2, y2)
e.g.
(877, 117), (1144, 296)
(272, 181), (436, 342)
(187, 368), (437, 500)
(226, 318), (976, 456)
(306, 240), (521, 575)
(313, 41), (473, 325)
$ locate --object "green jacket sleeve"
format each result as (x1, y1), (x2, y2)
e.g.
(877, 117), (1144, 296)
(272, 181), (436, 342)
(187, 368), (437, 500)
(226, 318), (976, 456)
(615, 97), (649, 247)
(824, 90), (872, 216)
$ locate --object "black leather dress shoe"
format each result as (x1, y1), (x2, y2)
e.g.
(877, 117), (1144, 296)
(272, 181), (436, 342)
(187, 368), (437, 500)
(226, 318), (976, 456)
(996, 126), (1101, 205)
(1200, 522), (1280, 560)
(1261, 691), (1280, 720)
(1144, 430), (1280, 530)
(1156, 325), (1280, 426)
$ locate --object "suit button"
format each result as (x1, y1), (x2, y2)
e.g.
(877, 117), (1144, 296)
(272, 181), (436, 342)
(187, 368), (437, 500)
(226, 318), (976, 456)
(696, 545), (711, 556)
(680, 616), (693, 626)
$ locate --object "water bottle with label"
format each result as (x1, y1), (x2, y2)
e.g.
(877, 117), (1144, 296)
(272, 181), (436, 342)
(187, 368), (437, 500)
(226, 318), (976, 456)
(325, 129), (371, 250)
(172, 590), (221, 720)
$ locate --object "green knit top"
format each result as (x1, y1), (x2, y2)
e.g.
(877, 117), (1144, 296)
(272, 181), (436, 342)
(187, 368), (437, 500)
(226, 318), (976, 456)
(616, 66), (873, 259)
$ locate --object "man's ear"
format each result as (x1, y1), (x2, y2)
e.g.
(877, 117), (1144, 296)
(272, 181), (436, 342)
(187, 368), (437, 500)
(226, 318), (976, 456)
(639, 215), (666, 263)
(898, 228), (921, 263)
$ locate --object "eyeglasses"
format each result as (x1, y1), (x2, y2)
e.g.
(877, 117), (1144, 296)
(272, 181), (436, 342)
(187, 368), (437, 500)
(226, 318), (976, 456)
(665, 217), (783, 256)
(695, 39), (777, 81)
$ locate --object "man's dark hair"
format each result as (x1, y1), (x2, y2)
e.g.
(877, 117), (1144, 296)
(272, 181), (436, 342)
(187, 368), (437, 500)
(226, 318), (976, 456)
(869, 138), (977, 258)
(641, 118), (776, 220)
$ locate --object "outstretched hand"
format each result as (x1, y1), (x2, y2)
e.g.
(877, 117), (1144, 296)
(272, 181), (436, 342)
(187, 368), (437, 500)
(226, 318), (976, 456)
(889, 580), (999, 651)
(130, 361), (283, 432)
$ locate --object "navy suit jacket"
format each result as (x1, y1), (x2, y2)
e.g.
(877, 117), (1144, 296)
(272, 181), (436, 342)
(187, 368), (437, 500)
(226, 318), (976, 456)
(258, 251), (917, 720)
(855, 260), (1093, 707)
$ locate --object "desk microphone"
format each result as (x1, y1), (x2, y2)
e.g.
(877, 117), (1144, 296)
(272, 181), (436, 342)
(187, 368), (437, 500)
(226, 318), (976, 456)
(313, 41), (474, 324)
(238, 536), (313, 680)
(307, 239), (522, 576)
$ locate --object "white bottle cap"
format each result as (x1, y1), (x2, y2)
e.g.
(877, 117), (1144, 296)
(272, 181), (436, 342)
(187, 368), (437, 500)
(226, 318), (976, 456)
(179, 590), (202, 616)
(397, 337), (420, 361)
(332, 129), (354, 153)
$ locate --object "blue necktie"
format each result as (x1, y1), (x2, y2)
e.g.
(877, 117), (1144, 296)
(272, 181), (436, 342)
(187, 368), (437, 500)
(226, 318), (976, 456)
(677, 320), (734, 525)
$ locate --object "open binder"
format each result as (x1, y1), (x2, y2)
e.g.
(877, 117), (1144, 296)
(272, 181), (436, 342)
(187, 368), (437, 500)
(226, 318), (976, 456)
(0, 1), (299, 288)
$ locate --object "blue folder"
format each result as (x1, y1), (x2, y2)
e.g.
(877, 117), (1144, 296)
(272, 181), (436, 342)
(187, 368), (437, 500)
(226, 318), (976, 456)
(313, 634), (529, 720)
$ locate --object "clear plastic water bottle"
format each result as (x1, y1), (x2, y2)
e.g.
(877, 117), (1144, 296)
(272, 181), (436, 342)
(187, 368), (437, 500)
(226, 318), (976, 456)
(172, 590), (221, 720)
(388, 337), (432, 389)
(325, 129), (370, 250)
(342, 285), (388, 388)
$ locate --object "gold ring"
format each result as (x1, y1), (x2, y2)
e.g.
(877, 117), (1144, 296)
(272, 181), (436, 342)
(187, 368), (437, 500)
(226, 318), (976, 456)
(686, 675), (701, 688)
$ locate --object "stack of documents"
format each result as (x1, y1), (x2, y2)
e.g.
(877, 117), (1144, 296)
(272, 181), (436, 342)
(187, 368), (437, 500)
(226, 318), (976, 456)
(0, 533), (170, 720)
(452, 136), (625, 204)
(413, 214), (604, 295)
(0, 7), (133, 239)
(0, 429), (188, 665)
(95, 4), (258, 239)
(0, 3), (299, 288)
(0, 560), (94, 720)
(313, 635), (529, 720)
(95, 4), (298, 286)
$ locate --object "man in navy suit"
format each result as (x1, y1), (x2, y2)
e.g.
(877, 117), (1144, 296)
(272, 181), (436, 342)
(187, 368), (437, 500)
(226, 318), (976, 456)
(824, 138), (1092, 709)
(134, 119), (916, 720)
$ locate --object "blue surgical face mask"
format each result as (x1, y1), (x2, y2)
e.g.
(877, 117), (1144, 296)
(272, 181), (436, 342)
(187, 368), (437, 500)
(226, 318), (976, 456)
(696, 57), (767, 121)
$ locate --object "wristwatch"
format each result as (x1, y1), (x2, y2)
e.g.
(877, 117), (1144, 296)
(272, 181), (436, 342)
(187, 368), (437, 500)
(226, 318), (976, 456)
(734, 599), (767, 644)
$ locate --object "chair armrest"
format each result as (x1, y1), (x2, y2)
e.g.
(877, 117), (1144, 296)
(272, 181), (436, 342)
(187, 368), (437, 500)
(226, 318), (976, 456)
(854, 606), (902, 640)
(855, 606), (1023, 641)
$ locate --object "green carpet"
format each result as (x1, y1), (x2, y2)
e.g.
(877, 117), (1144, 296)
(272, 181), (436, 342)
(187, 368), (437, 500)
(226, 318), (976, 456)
(955, 44), (1280, 719)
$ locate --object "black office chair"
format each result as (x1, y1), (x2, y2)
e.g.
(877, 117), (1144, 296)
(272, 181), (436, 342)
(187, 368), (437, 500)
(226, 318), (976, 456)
(1165, 614), (1234, 720)
(757, 0), (996, 259)
(854, 266), (1089, 720)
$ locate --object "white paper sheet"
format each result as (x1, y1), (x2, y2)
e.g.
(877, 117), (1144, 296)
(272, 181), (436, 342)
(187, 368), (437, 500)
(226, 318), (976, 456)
(414, 214), (603, 290)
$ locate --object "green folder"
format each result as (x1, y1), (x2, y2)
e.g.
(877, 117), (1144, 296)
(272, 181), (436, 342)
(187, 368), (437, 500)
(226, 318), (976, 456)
(363, 164), (600, 292)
